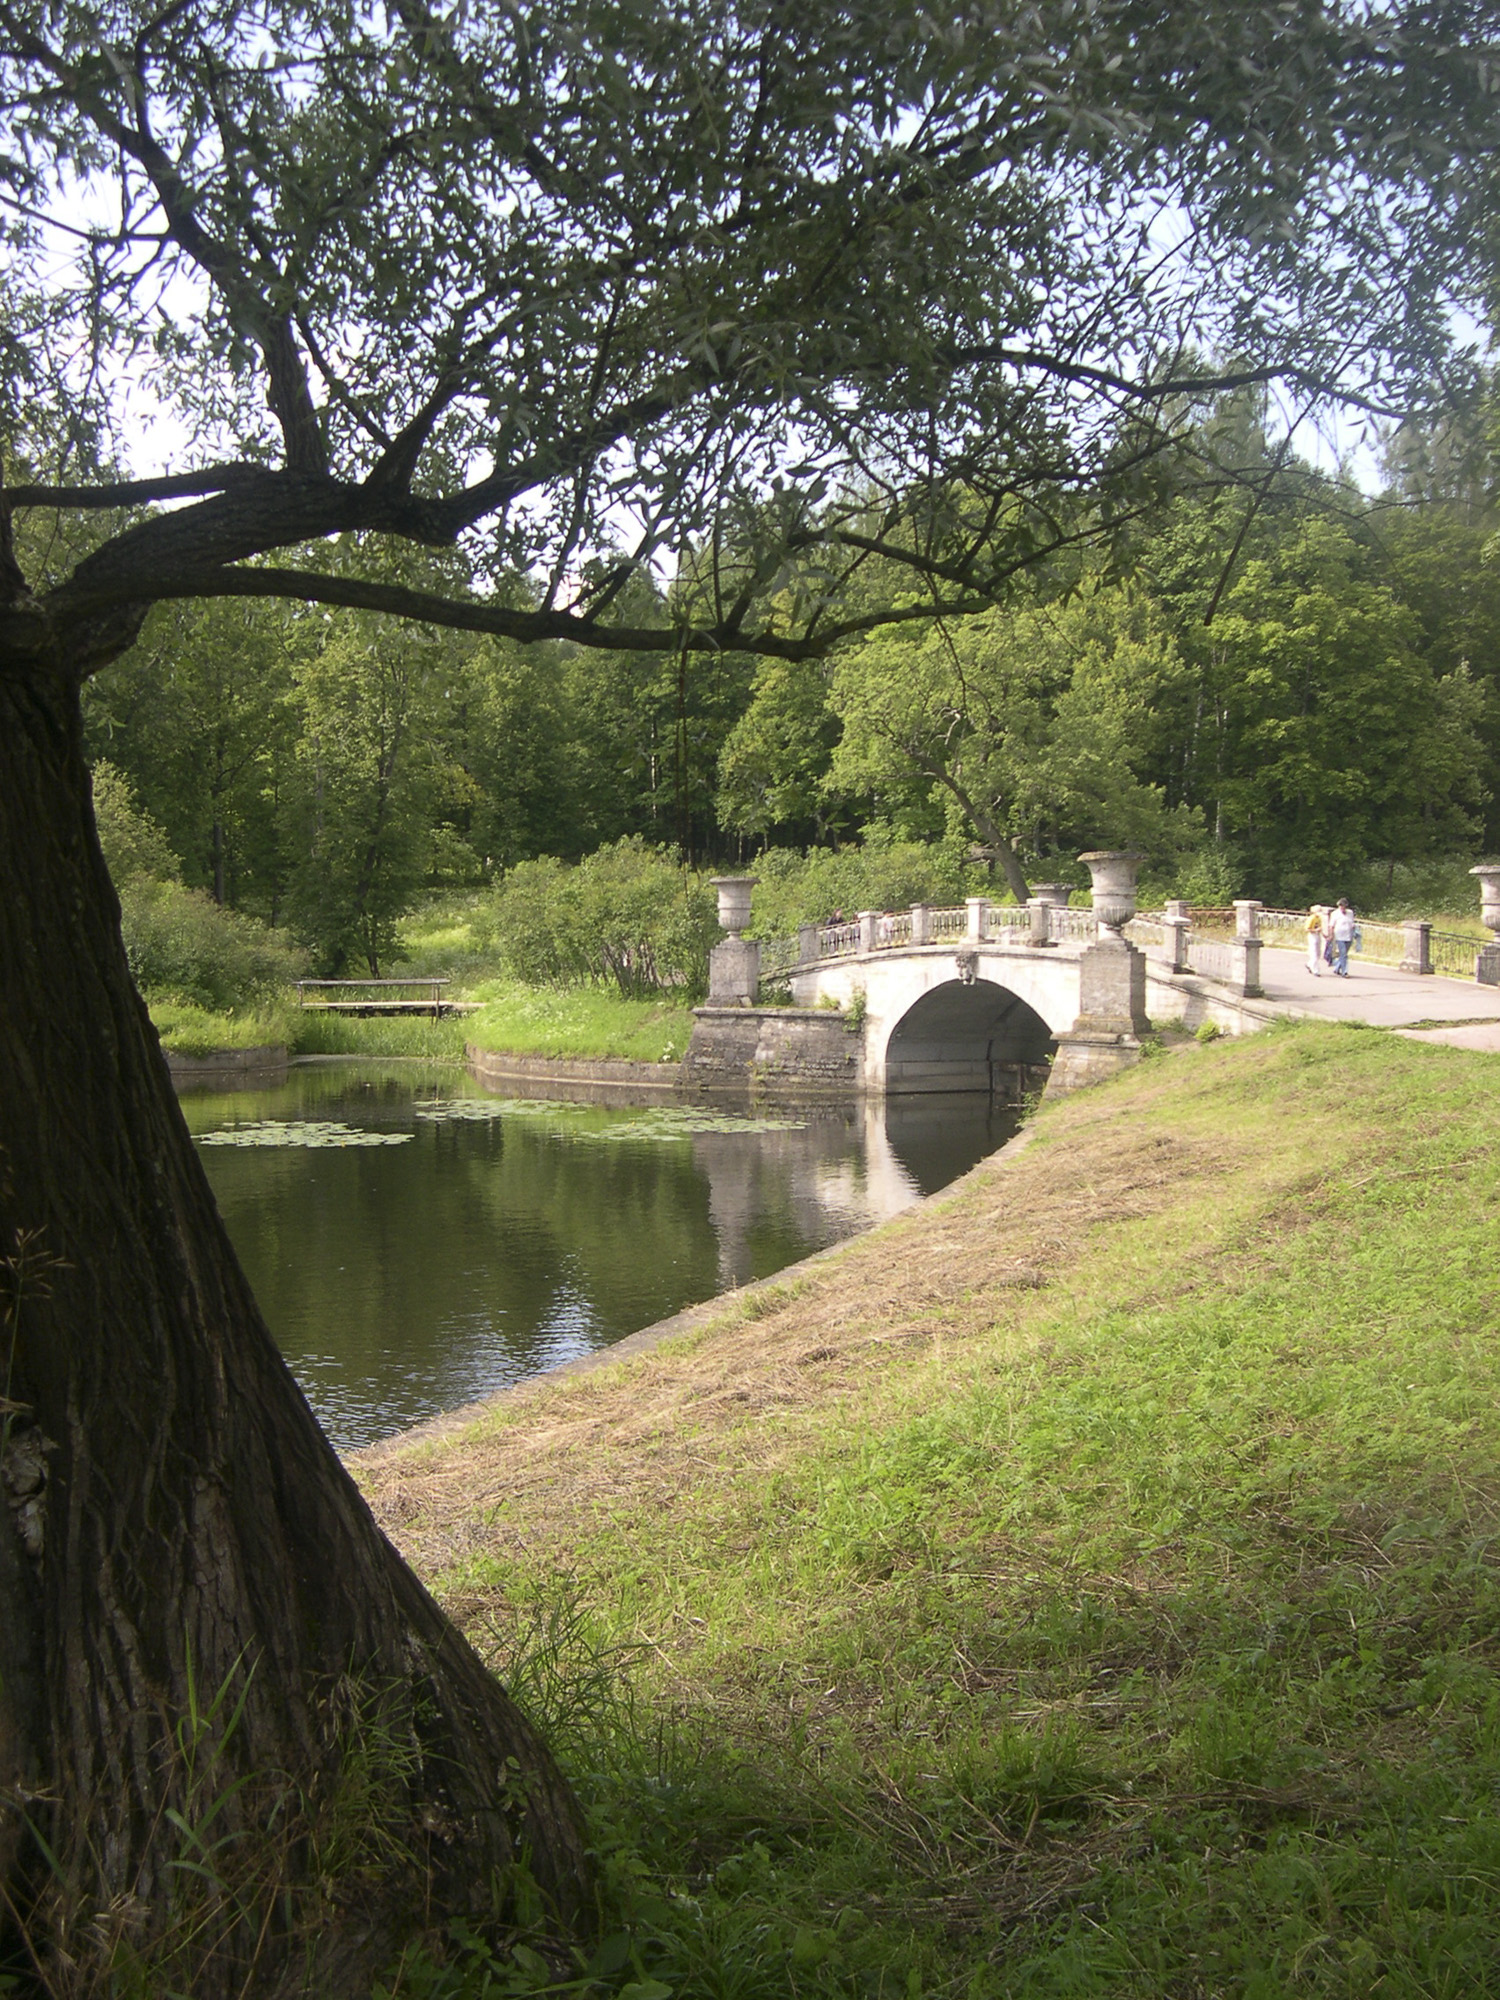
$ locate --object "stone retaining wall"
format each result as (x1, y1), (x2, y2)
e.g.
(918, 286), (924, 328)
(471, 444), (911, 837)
(165, 1043), (288, 1081)
(681, 1005), (863, 1094)
(464, 1044), (683, 1097)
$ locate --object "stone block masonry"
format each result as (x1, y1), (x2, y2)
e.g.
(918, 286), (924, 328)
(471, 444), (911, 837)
(681, 1006), (864, 1094)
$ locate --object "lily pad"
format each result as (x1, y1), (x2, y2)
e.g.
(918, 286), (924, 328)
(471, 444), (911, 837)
(414, 1098), (581, 1123)
(197, 1120), (413, 1148)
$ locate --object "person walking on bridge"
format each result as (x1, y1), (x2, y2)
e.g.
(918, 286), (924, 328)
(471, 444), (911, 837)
(1329, 898), (1358, 976)
(1304, 904), (1325, 976)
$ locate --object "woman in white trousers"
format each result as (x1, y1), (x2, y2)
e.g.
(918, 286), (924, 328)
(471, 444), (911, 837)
(1305, 906), (1325, 976)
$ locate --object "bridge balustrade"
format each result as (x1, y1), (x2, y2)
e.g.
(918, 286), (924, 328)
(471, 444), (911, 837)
(986, 905), (1031, 939)
(1048, 906), (1098, 943)
(752, 879), (1500, 1009)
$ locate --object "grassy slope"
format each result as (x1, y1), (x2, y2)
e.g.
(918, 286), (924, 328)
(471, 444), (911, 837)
(463, 978), (695, 1063)
(362, 1024), (1500, 1998)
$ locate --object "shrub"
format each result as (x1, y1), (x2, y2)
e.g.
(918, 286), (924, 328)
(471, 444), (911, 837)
(120, 878), (305, 1011)
(92, 760), (181, 884)
(487, 838), (718, 999)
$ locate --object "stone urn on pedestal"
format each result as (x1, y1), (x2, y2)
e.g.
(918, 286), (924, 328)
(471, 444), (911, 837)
(707, 876), (761, 1003)
(1472, 865), (1500, 985)
(1044, 851), (1152, 1096)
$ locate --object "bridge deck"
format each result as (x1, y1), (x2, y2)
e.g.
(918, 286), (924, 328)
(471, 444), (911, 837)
(1255, 941), (1500, 1045)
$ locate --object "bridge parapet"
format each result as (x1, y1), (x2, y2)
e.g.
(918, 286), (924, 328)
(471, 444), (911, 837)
(749, 895), (1273, 1005)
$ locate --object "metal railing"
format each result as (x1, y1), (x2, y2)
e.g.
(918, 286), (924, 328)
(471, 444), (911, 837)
(295, 977), (453, 1015)
(757, 935), (800, 981)
(1432, 929), (1485, 980)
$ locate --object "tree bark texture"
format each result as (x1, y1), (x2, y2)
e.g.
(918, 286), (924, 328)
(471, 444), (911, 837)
(0, 622), (589, 1991)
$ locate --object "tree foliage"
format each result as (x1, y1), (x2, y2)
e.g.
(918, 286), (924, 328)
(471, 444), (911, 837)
(4, 0), (1495, 665)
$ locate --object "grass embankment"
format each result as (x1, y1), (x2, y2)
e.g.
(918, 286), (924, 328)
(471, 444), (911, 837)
(151, 980), (691, 1064)
(147, 999), (298, 1057)
(464, 978), (694, 1064)
(362, 1024), (1500, 1998)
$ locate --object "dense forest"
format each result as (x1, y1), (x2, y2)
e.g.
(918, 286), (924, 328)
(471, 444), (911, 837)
(82, 421), (1500, 973)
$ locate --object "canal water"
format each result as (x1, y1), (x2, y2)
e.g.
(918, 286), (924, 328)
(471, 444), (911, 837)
(180, 1062), (1016, 1451)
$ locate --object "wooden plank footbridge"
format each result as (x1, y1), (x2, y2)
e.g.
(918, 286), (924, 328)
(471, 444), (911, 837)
(294, 978), (478, 1018)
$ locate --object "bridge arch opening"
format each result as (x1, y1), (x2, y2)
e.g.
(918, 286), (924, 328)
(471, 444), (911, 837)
(882, 979), (1056, 1099)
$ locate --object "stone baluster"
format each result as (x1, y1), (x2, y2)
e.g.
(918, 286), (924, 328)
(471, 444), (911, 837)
(909, 902), (933, 946)
(1031, 881), (1071, 945)
(1161, 900), (1190, 974)
(1473, 866), (1500, 985)
(1400, 920), (1433, 976)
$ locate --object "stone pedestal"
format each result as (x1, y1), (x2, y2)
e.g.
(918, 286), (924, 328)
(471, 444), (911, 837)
(1075, 932), (1150, 1035)
(1478, 944), (1500, 987)
(1233, 899), (1262, 940)
(965, 896), (988, 942)
(1228, 937), (1263, 998)
(858, 909), (880, 952)
(707, 935), (761, 1003)
(797, 923), (820, 965)
(910, 902), (933, 945)
(1161, 917), (1190, 973)
(1400, 921), (1433, 976)
(1027, 897), (1055, 947)
(1046, 1031), (1148, 1094)
(1045, 933), (1151, 1097)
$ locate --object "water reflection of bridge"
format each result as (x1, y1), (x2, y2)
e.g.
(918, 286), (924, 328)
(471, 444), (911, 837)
(693, 1096), (1015, 1288)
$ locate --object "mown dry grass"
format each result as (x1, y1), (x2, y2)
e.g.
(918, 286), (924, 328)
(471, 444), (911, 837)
(357, 1025), (1500, 1998)
(359, 1092), (1236, 1586)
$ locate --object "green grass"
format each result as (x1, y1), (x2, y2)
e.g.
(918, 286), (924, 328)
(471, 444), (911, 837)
(149, 997), (295, 1056)
(288, 1008), (471, 1059)
(150, 977), (694, 1066)
(363, 1024), (1500, 1997)
(465, 978), (694, 1063)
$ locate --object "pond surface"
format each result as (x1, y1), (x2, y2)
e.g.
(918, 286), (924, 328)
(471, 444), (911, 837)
(180, 1062), (1016, 1450)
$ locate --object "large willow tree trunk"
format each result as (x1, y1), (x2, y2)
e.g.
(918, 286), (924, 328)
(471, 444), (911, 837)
(0, 616), (589, 1993)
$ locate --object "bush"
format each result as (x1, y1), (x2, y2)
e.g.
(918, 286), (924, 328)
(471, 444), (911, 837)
(120, 878), (305, 1011)
(488, 838), (718, 999)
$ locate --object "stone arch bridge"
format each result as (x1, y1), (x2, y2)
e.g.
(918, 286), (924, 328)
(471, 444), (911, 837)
(683, 886), (1272, 1098)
